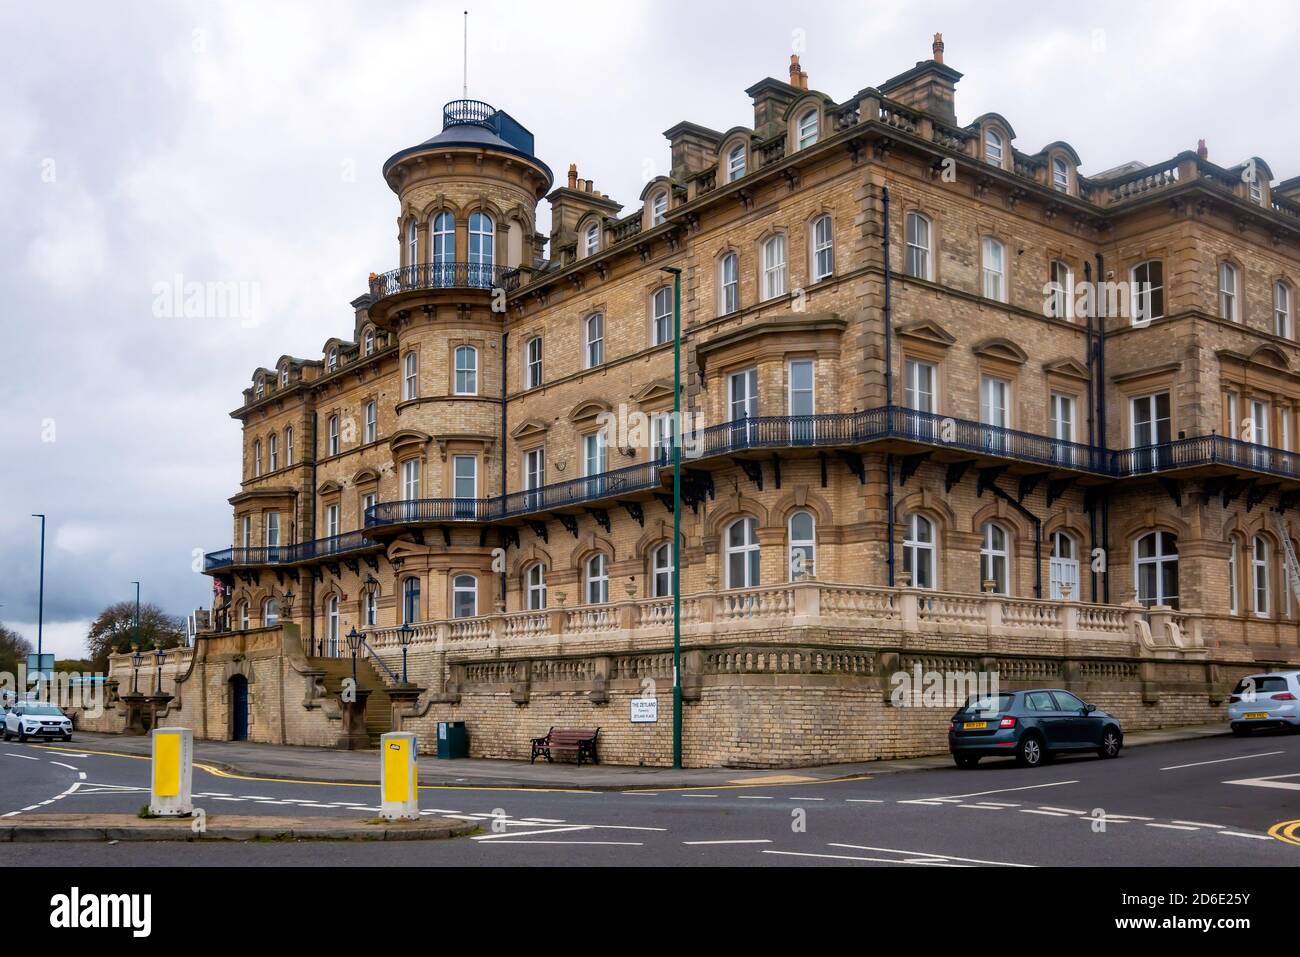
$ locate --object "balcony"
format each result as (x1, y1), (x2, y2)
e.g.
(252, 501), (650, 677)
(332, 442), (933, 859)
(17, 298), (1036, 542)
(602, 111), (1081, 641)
(368, 262), (521, 301)
(203, 530), (380, 572)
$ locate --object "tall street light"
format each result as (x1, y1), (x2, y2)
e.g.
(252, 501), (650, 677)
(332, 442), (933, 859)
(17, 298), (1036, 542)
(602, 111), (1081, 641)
(660, 265), (683, 769)
(31, 515), (45, 663)
(132, 581), (141, 651)
(398, 622), (414, 686)
(345, 627), (365, 687)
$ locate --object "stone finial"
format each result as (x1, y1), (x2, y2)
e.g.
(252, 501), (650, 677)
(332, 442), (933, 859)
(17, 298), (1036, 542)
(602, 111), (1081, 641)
(1197, 139), (1208, 161)
(567, 163), (578, 189)
(932, 32), (944, 64)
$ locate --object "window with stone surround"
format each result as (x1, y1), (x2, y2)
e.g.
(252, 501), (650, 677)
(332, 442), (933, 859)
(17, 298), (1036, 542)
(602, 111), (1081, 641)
(402, 577), (420, 624)
(905, 212), (931, 280)
(1252, 535), (1271, 618)
(788, 510), (816, 580)
(981, 237), (1006, 302)
(651, 543), (673, 597)
(1135, 531), (1178, 609)
(585, 312), (604, 368)
(526, 562), (547, 609)
(1052, 156), (1070, 193)
(652, 286), (672, 345)
(525, 336), (543, 388)
(761, 233), (787, 300)
(719, 251), (739, 314)
(1276, 281), (1292, 339)
(585, 553), (609, 604)
(1220, 262), (1241, 322)
(584, 221), (600, 257)
(454, 345), (478, 395)
(902, 512), (936, 589)
(1132, 260), (1165, 324)
(797, 109), (818, 150)
(980, 522), (1010, 595)
(452, 574), (478, 619)
(725, 517), (760, 588)
(727, 143), (746, 181)
(403, 351), (418, 400)
(984, 128), (1003, 167)
(810, 214), (834, 282)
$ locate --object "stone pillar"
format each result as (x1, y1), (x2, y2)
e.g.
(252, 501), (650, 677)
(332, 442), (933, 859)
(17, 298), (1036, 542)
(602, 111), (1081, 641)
(339, 689), (372, 750)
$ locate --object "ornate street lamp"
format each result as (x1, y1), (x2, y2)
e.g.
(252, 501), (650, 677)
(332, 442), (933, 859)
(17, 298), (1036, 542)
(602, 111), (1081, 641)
(153, 646), (167, 694)
(282, 589), (295, 621)
(345, 626), (365, 686)
(131, 648), (144, 695)
(398, 621), (414, 685)
(362, 575), (380, 627)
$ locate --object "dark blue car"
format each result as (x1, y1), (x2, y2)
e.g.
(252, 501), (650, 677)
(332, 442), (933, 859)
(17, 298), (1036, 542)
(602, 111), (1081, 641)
(948, 689), (1123, 768)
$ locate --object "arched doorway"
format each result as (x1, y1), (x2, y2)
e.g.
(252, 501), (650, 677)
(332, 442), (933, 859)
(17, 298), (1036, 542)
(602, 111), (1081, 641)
(230, 674), (249, 741)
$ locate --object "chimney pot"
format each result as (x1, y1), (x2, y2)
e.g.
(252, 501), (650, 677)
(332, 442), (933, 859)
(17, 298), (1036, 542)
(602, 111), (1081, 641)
(567, 164), (578, 189)
(932, 32), (944, 64)
(1197, 138), (1208, 161)
(789, 54), (808, 90)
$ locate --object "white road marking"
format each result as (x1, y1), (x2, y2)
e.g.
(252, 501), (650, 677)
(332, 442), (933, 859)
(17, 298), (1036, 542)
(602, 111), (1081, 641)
(480, 840), (643, 846)
(20, 806), (39, 811)
(1146, 823), (1198, 831)
(4, 753), (39, 761)
(787, 797), (825, 801)
(845, 799), (883, 804)
(1220, 831), (1273, 840)
(1161, 751), (1284, 771)
(474, 826), (592, 841)
(976, 801), (1020, 807)
(77, 772), (86, 780)
(899, 800), (946, 806)
(922, 780), (1079, 802)
(1, 811), (18, 818)
(1224, 772), (1300, 792)
(828, 843), (1033, 868)
(682, 839), (772, 845)
(763, 850), (967, 866)
(958, 804), (1002, 810)
(1103, 814), (1153, 821)
(1020, 809), (1068, 817)
(680, 794), (720, 798)
(48, 761), (79, 771)
(1039, 806), (1086, 814)
(1171, 820), (1225, 828)
(737, 795), (774, 800)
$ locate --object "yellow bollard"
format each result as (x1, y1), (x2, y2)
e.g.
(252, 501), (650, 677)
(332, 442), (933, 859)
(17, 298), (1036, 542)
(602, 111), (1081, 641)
(380, 731), (419, 820)
(149, 727), (193, 816)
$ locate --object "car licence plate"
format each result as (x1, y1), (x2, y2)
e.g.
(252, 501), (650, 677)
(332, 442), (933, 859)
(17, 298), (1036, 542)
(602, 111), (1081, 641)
(963, 721), (988, 730)
(1244, 712), (1269, 719)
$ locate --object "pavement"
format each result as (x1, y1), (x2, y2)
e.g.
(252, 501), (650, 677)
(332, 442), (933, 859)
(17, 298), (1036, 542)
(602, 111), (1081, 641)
(51, 722), (1232, 790)
(0, 813), (474, 842)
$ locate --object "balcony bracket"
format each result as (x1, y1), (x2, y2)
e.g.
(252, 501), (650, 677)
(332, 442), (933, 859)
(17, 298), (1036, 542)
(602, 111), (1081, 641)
(274, 570), (286, 588)
(618, 501), (645, 527)
(733, 458), (764, 491)
(559, 515), (579, 539)
(499, 527), (520, 551)
(325, 562), (342, 580)
(836, 450), (866, 485)
(525, 520), (549, 543)
(899, 452), (931, 486)
(310, 566), (324, 583)
(686, 469), (715, 501)
(772, 454), (782, 489)
(1246, 482), (1276, 513)
(587, 508), (612, 534)
(343, 559), (359, 576)
(1047, 477), (1077, 509)
(1279, 492), (1300, 513)
(976, 466), (1008, 498)
(363, 556), (379, 573)
(654, 493), (675, 514)
(439, 526), (451, 547)
(1158, 478), (1182, 508)
(944, 460), (975, 493)
(236, 570), (258, 587)
(1017, 473), (1048, 503)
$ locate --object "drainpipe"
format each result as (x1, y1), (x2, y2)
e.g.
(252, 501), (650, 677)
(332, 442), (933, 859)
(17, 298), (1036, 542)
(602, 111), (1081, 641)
(1096, 252), (1110, 603)
(500, 330), (509, 609)
(308, 409), (318, 655)
(1084, 261), (1098, 602)
(883, 185), (896, 585)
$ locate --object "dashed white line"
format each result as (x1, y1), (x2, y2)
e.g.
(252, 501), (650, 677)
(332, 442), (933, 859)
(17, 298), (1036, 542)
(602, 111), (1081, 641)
(1161, 751), (1284, 771)
(4, 753), (39, 761)
(682, 839), (773, 845)
(1171, 820), (1225, 828)
(828, 843), (1034, 868)
(48, 761), (79, 772)
(1020, 809), (1068, 817)
(738, 795), (774, 800)
(1220, 831), (1273, 840)
(845, 799), (883, 804)
(1039, 806), (1086, 815)
(922, 780), (1079, 802)
(1145, 823), (1199, 831)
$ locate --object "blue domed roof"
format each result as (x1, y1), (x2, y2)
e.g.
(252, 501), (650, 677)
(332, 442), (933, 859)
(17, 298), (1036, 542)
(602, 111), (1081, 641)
(382, 99), (553, 187)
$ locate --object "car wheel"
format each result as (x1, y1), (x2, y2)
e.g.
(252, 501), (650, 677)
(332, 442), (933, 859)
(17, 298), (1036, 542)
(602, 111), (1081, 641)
(954, 754), (980, 768)
(1231, 725), (1250, 737)
(1015, 733), (1044, 768)
(62, 734), (72, 742)
(1098, 727), (1122, 759)
(17, 731), (27, 743)
(1, 729), (9, 742)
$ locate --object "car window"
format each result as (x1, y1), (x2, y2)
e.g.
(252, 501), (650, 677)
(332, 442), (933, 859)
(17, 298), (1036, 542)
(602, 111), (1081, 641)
(959, 693), (1013, 715)
(1051, 691), (1086, 711)
(1025, 691), (1057, 712)
(24, 706), (63, 716)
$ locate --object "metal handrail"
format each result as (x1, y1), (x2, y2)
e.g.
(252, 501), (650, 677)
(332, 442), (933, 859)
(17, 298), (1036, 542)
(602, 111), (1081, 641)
(368, 262), (521, 298)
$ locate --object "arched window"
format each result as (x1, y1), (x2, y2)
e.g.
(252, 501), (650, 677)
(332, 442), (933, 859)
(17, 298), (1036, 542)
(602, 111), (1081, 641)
(403, 351), (418, 400)
(255, 378), (265, 400)
(984, 128), (1003, 165)
(811, 214), (833, 282)
(584, 312), (604, 368)
(1049, 531), (1078, 600)
(981, 238), (1006, 302)
(761, 234), (787, 300)
(363, 328), (374, 356)
(652, 287), (672, 345)
(252, 440), (262, 477)
(1135, 531), (1179, 608)
(452, 574), (478, 618)
(797, 109), (818, 150)
(468, 211), (494, 286)
(1229, 537), (1241, 615)
(1220, 262), (1240, 322)
(1252, 535), (1270, 617)
(719, 252), (739, 314)
(980, 522), (1010, 595)
(325, 595), (339, 655)
(525, 336), (543, 389)
(585, 553), (609, 604)
(402, 577), (421, 624)
(263, 598), (279, 627)
(431, 211), (455, 285)
(268, 432), (278, 471)
(1276, 282), (1293, 339)
(651, 543), (673, 597)
(406, 219), (418, 267)
(725, 517), (760, 588)
(1132, 260), (1165, 324)
(650, 191), (668, 226)
(526, 563), (547, 610)
(327, 348), (338, 372)
(902, 513), (935, 588)
(284, 427), (294, 467)
(280, 366), (290, 388)
(905, 212), (931, 280)
(237, 600), (250, 631)
(454, 345), (478, 395)
(1052, 156), (1070, 192)
(727, 144), (746, 181)
(788, 510), (816, 580)
(584, 221), (600, 257)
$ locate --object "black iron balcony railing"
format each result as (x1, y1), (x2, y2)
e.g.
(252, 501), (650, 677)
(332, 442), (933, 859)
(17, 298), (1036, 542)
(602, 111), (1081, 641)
(499, 459), (664, 517)
(368, 262), (521, 298)
(203, 530), (379, 572)
(366, 497), (497, 525)
(1111, 432), (1300, 480)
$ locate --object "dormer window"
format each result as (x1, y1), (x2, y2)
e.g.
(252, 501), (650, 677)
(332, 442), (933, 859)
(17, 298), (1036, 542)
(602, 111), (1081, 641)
(255, 379), (265, 400)
(584, 222), (600, 257)
(1052, 156), (1069, 192)
(363, 329), (374, 356)
(984, 128), (1004, 166)
(327, 348), (338, 372)
(797, 110), (818, 150)
(280, 367), (289, 388)
(651, 192), (668, 226)
(1249, 176), (1263, 205)
(727, 144), (746, 181)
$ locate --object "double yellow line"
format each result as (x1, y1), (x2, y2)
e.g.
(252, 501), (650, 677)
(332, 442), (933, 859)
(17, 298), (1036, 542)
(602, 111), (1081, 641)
(1268, 819), (1300, 846)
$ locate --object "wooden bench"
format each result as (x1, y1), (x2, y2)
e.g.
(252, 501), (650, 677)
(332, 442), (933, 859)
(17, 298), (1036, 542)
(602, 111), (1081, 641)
(530, 727), (600, 766)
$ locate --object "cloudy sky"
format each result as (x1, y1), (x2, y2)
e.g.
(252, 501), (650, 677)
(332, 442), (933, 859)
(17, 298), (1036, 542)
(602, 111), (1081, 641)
(1, 0), (1294, 658)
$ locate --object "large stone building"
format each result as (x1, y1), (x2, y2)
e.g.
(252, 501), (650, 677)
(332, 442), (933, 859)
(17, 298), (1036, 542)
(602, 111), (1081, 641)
(158, 37), (1300, 764)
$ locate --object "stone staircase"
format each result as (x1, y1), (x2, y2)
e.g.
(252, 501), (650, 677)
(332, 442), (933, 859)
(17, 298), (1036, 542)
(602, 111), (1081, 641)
(309, 655), (393, 747)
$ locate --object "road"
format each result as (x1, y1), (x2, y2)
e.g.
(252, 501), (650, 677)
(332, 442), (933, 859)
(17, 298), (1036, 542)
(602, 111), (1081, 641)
(0, 731), (1297, 866)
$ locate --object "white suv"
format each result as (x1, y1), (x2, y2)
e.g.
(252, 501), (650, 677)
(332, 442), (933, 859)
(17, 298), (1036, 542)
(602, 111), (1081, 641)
(1228, 671), (1300, 735)
(2, 704), (73, 742)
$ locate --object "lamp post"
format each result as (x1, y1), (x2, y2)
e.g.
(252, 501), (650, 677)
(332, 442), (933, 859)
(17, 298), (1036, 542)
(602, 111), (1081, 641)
(282, 589), (295, 621)
(660, 264), (683, 769)
(31, 515), (45, 665)
(154, 647), (166, 695)
(398, 621), (413, 685)
(131, 581), (141, 650)
(345, 626), (365, 686)
(131, 649), (143, 695)
(363, 575), (379, 627)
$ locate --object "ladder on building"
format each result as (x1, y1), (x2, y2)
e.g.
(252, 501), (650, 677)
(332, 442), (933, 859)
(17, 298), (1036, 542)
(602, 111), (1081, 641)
(1271, 511), (1300, 608)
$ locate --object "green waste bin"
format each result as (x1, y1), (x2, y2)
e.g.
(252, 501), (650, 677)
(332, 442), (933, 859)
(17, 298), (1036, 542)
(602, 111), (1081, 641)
(436, 721), (468, 759)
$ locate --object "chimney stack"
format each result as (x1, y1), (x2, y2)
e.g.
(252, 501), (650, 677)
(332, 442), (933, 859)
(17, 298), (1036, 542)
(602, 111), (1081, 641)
(567, 163), (578, 189)
(1197, 139), (1208, 161)
(932, 32), (944, 64)
(789, 54), (808, 90)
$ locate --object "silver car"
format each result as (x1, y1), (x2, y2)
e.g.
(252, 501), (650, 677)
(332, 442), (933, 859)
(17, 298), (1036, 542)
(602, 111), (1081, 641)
(1228, 671), (1300, 734)
(1, 703), (73, 742)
